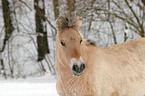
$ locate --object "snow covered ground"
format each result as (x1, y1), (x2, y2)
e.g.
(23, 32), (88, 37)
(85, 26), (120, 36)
(0, 74), (58, 96)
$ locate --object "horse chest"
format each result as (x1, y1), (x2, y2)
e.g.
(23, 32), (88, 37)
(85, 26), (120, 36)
(59, 77), (95, 96)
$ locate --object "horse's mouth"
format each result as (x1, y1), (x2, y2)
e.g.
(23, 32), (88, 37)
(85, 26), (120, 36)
(72, 71), (84, 76)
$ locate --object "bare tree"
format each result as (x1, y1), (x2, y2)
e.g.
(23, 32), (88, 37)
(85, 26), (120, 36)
(109, 0), (145, 37)
(1, 0), (14, 52)
(0, 57), (7, 79)
(1, 0), (15, 78)
(88, 0), (95, 32)
(34, 0), (50, 62)
(53, 0), (59, 20)
(107, 0), (117, 44)
(67, 0), (76, 12)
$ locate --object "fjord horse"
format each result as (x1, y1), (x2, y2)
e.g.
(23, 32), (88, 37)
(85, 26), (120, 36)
(55, 14), (145, 96)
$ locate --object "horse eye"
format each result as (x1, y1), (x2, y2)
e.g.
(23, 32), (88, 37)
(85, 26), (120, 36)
(61, 41), (65, 46)
(80, 40), (82, 44)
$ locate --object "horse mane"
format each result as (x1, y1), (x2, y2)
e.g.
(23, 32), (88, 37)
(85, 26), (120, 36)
(86, 39), (96, 46)
(55, 13), (82, 32)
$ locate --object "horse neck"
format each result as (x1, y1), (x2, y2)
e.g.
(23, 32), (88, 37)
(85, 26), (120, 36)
(81, 42), (103, 63)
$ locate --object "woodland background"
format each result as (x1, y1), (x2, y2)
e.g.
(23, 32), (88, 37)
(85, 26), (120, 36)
(0, 0), (145, 79)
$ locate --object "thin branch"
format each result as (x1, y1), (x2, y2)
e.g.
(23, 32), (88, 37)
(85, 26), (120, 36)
(109, 22), (117, 44)
(124, 0), (144, 37)
(46, 55), (56, 74)
(142, 6), (145, 29)
(19, 0), (57, 33)
(124, 0), (141, 26)
(7, 40), (13, 78)
(96, 8), (139, 32)
(12, 0), (20, 33)
(44, 57), (52, 73)
(112, 13), (140, 32)
(107, 0), (117, 44)
(44, 16), (57, 33)
(19, 0), (32, 11)
(112, 0), (135, 24)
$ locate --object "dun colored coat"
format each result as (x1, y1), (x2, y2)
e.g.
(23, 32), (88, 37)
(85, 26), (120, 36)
(55, 14), (145, 96)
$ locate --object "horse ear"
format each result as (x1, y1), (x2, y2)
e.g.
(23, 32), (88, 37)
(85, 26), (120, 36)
(76, 18), (82, 30)
(55, 16), (66, 34)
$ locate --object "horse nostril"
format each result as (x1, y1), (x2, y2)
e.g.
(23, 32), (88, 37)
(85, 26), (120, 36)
(72, 64), (85, 73)
(72, 65), (79, 72)
(80, 64), (85, 72)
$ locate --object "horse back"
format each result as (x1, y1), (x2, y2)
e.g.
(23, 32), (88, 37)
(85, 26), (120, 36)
(106, 38), (145, 64)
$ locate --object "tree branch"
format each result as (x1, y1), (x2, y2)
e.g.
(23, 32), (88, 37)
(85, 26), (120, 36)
(19, 0), (32, 11)
(124, 0), (144, 37)
(112, 0), (135, 24)
(19, 0), (57, 33)
(112, 13), (140, 32)
(124, 0), (141, 26)
(35, 4), (57, 33)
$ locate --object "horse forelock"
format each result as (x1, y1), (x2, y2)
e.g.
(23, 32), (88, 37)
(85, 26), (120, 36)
(55, 13), (82, 33)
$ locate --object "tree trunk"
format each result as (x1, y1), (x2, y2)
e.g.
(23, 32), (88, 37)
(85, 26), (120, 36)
(1, 0), (14, 52)
(53, 0), (59, 20)
(67, 0), (76, 12)
(107, 0), (117, 44)
(142, 0), (145, 5)
(34, 0), (50, 62)
(0, 58), (7, 79)
(88, 0), (95, 32)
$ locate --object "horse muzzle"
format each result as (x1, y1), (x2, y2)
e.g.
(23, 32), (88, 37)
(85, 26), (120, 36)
(72, 64), (85, 76)
(71, 57), (86, 76)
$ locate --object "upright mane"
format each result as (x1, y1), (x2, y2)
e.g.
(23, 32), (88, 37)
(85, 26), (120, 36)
(55, 13), (82, 32)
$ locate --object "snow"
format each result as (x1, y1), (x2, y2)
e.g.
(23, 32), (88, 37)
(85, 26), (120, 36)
(38, 0), (43, 9)
(0, 74), (58, 96)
